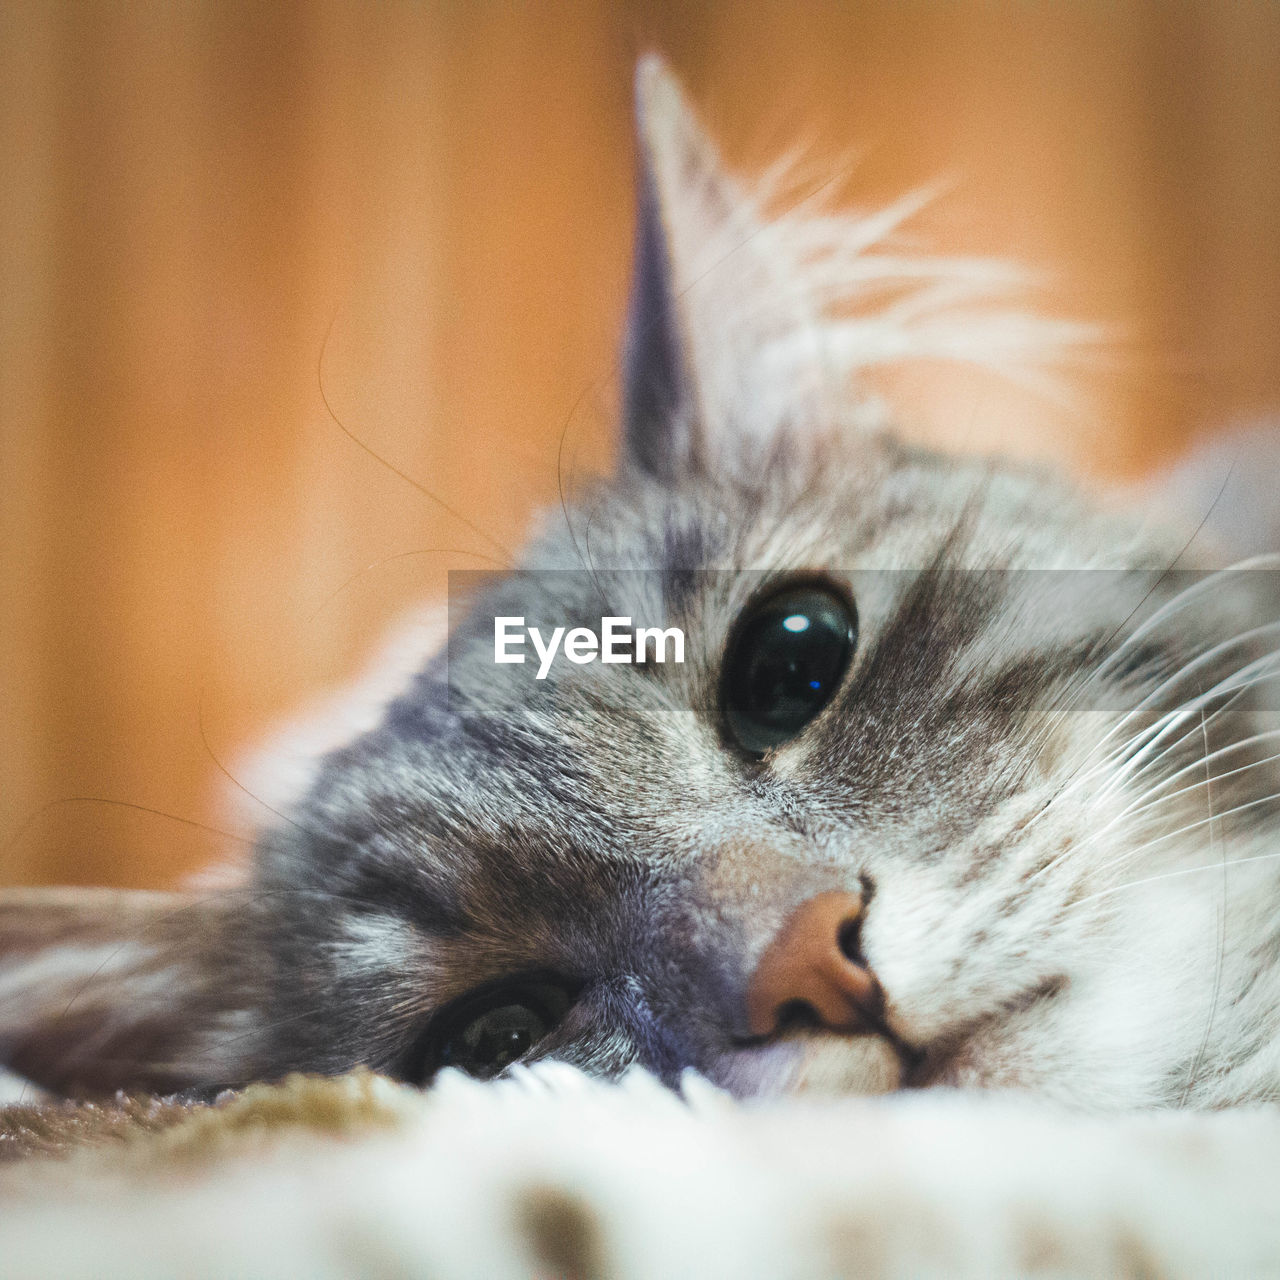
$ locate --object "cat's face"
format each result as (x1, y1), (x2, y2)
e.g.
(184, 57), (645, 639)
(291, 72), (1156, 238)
(244, 425), (1277, 1110)
(5, 58), (1278, 1109)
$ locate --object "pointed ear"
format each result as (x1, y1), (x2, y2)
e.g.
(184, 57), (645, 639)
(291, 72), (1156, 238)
(621, 58), (1093, 481)
(0, 888), (261, 1095)
(621, 57), (828, 481)
(624, 58), (726, 479)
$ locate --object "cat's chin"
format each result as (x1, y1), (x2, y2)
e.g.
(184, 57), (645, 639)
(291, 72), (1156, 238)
(716, 1032), (904, 1099)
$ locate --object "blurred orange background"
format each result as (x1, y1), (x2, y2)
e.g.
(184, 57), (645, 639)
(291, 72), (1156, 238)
(2, 2), (1278, 890)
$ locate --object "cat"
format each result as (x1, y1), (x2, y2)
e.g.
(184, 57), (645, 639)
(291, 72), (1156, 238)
(3, 53), (1280, 1274)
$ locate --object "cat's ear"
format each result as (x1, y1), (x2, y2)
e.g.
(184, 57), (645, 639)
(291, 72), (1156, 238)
(0, 887), (262, 1095)
(624, 57), (724, 479)
(621, 57), (1093, 480)
(623, 57), (808, 481)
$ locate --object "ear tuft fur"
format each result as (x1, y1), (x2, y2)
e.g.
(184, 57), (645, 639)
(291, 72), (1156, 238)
(621, 56), (1098, 482)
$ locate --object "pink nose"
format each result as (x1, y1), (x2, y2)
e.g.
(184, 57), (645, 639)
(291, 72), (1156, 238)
(746, 891), (883, 1037)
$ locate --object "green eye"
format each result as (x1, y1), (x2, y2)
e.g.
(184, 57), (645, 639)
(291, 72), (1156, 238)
(722, 584), (857, 754)
(407, 979), (573, 1084)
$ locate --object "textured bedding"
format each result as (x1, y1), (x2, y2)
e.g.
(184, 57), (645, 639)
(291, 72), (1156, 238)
(4, 1068), (1280, 1279)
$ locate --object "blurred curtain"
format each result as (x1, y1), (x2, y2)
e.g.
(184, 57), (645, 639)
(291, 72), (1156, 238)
(2, 1), (1278, 887)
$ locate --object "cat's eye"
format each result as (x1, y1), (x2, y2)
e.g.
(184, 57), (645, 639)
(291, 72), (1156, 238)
(405, 978), (574, 1084)
(721, 583), (857, 754)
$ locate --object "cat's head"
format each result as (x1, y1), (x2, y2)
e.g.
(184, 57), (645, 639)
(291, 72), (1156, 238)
(5, 58), (1279, 1109)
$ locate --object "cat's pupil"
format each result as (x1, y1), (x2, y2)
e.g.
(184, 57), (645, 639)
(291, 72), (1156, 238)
(722, 585), (856, 754)
(445, 1003), (548, 1078)
(408, 981), (578, 1085)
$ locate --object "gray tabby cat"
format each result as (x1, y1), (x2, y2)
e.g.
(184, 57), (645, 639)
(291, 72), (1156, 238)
(3, 56), (1280, 1274)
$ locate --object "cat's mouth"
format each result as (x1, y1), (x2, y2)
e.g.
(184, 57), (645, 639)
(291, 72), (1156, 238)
(725, 1007), (923, 1097)
(899, 975), (1068, 1090)
(722, 974), (1065, 1097)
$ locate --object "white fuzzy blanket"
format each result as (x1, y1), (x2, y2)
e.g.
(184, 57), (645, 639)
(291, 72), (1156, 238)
(3, 1067), (1279, 1279)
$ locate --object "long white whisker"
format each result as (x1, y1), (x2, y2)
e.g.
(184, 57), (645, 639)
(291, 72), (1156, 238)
(1101, 624), (1280, 760)
(1094, 555), (1280, 682)
(1177, 706), (1228, 1104)
(1093, 651), (1280, 805)
(1021, 559), (1280, 784)
(1020, 653), (1279, 835)
(1108, 738), (1280, 828)
(1090, 679), (1264, 809)
(1066, 787), (1280, 903)
(1065, 847), (1280, 913)
(1024, 738), (1280, 886)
